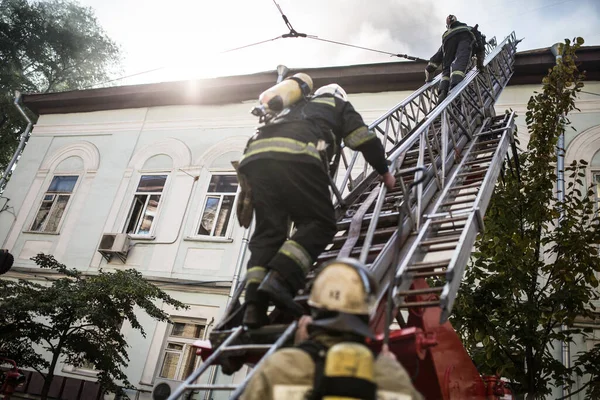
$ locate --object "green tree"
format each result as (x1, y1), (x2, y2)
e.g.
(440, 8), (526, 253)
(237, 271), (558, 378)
(0, 0), (121, 183)
(452, 37), (600, 399)
(0, 254), (186, 399)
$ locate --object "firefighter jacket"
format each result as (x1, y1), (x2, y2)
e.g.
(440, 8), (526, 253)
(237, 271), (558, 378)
(240, 335), (424, 400)
(239, 94), (389, 176)
(427, 21), (475, 71)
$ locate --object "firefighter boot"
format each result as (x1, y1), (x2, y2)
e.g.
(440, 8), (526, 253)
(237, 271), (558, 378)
(243, 284), (269, 329)
(438, 78), (450, 102)
(258, 270), (304, 317)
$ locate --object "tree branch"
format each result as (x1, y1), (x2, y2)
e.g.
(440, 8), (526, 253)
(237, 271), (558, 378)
(555, 381), (591, 400)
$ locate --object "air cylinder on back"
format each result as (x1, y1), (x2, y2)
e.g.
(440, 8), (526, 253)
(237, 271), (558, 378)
(251, 73), (313, 122)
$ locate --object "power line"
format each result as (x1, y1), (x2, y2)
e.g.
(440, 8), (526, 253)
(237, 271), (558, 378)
(581, 90), (600, 97)
(72, 1), (429, 89)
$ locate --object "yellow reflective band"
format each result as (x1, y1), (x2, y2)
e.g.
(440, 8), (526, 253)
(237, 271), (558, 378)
(442, 25), (470, 40)
(311, 97), (335, 107)
(451, 70), (466, 77)
(441, 76), (450, 81)
(242, 138), (322, 162)
(279, 240), (312, 272)
(428, 62), (439, 68)
(247, 266), (267, 284)
(344, 126), (376, 150)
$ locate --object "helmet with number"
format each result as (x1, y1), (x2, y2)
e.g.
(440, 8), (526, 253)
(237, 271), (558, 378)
(313, 83), (348, 102)
(308, 258), (377, 338)
(446, 14), (457, 28)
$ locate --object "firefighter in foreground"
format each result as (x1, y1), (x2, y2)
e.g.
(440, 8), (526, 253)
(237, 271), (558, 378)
(236, 74), (396, 328)
(240, 259), (424, 400)
(425, 14), (485, 101)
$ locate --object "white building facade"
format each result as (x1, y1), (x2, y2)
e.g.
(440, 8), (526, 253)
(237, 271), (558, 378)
(1, 45), (599, 399)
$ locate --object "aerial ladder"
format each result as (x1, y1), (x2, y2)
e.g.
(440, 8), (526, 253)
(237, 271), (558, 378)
(166, 31), (520, 400)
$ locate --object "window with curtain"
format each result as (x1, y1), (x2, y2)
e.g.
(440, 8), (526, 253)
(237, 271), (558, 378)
(124, 175), (168, 235)
(197, 174), (238, 237)
(30, 175), (78, 233)
(157, 320), (206, 381)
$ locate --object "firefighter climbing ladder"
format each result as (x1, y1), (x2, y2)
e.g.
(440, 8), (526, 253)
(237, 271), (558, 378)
(167, 31), (519, 400)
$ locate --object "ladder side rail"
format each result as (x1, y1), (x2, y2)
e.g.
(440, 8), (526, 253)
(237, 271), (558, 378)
(439, 113), (515, 320)
(440, 111), (515, 319)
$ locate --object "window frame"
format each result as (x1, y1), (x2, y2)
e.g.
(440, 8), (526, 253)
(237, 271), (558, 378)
(155, 319), (207, 382)
(193, 172), (240, 240)
(26, 174), (81, 234)
(123, 172), (171, 238)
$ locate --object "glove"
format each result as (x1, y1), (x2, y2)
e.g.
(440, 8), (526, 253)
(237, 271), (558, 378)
(425, 63), (436, 82)
(231, 161), (254, 229)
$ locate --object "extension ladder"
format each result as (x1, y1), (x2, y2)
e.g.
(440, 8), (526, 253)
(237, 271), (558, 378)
(167, 31), (520, 400)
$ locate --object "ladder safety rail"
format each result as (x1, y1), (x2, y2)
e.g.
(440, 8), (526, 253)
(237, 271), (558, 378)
(336, 34), (503, 202)
(364, 32), (518, 279)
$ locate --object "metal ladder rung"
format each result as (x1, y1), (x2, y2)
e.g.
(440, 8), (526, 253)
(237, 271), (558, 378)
(420, 235), (461, 246)
(430, 215), (469, 224)
(469, 148), (498, 156)
(398, 300), (440, 308)
(449, 182), (482, 191)
(396, 287), (444, 296)
(457, 166), (488, 177)
(419, 243), (458, 251)
(464, 156), (493, 166)
(222, 344), (274, 353)
(440, 197), (476, 207)
(410, 259), (451, 268)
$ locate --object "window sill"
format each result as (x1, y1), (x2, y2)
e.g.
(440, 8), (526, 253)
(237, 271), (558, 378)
(22, 230), (60, 235)
(184, 236), (233, 243)
(62, 366), (98, 377)
(128, 234), (156, 241)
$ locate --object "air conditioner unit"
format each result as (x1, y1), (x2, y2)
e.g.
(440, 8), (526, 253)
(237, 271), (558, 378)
(97, 233), (130, 263)
(151, 379), (179, 400)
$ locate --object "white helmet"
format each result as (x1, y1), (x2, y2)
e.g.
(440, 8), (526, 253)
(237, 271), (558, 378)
(314, 83), (348, 102)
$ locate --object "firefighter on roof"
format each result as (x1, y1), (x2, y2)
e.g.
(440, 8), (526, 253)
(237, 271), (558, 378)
(240, 259), (424, 400)
(235, 77), (396, 329)
(425, 15), (478, 102)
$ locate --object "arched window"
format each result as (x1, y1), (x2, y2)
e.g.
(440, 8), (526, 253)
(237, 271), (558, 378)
(192, 139), (246, 239)
(121, 138), (191, 238)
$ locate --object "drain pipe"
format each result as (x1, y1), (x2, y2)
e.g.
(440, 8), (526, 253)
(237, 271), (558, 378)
(0, 91), (33, 192)
(551, 42), (570, 399)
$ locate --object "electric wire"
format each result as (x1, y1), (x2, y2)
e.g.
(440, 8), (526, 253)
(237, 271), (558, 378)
(581, 90), (600, 97)
(81, 0), (425, 89)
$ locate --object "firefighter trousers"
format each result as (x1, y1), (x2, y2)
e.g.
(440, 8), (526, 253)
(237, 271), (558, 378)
(243, 159), (337, 305)
(440, 32), (474, 98)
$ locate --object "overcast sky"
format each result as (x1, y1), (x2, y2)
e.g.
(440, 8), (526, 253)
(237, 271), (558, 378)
(75, 0), (600, 86)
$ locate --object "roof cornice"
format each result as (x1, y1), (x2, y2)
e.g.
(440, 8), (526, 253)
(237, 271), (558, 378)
(22, 46), (600, 115)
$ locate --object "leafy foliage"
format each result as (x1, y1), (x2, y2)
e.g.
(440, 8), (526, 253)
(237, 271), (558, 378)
(0, 0), (121, 182)
(0, 254), (186, 399)
(452, 38), (600, 399)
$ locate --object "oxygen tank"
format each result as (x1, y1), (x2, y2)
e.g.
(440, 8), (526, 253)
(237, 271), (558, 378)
(251, 73), (313, 122)
(322, 343), (376, 400)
